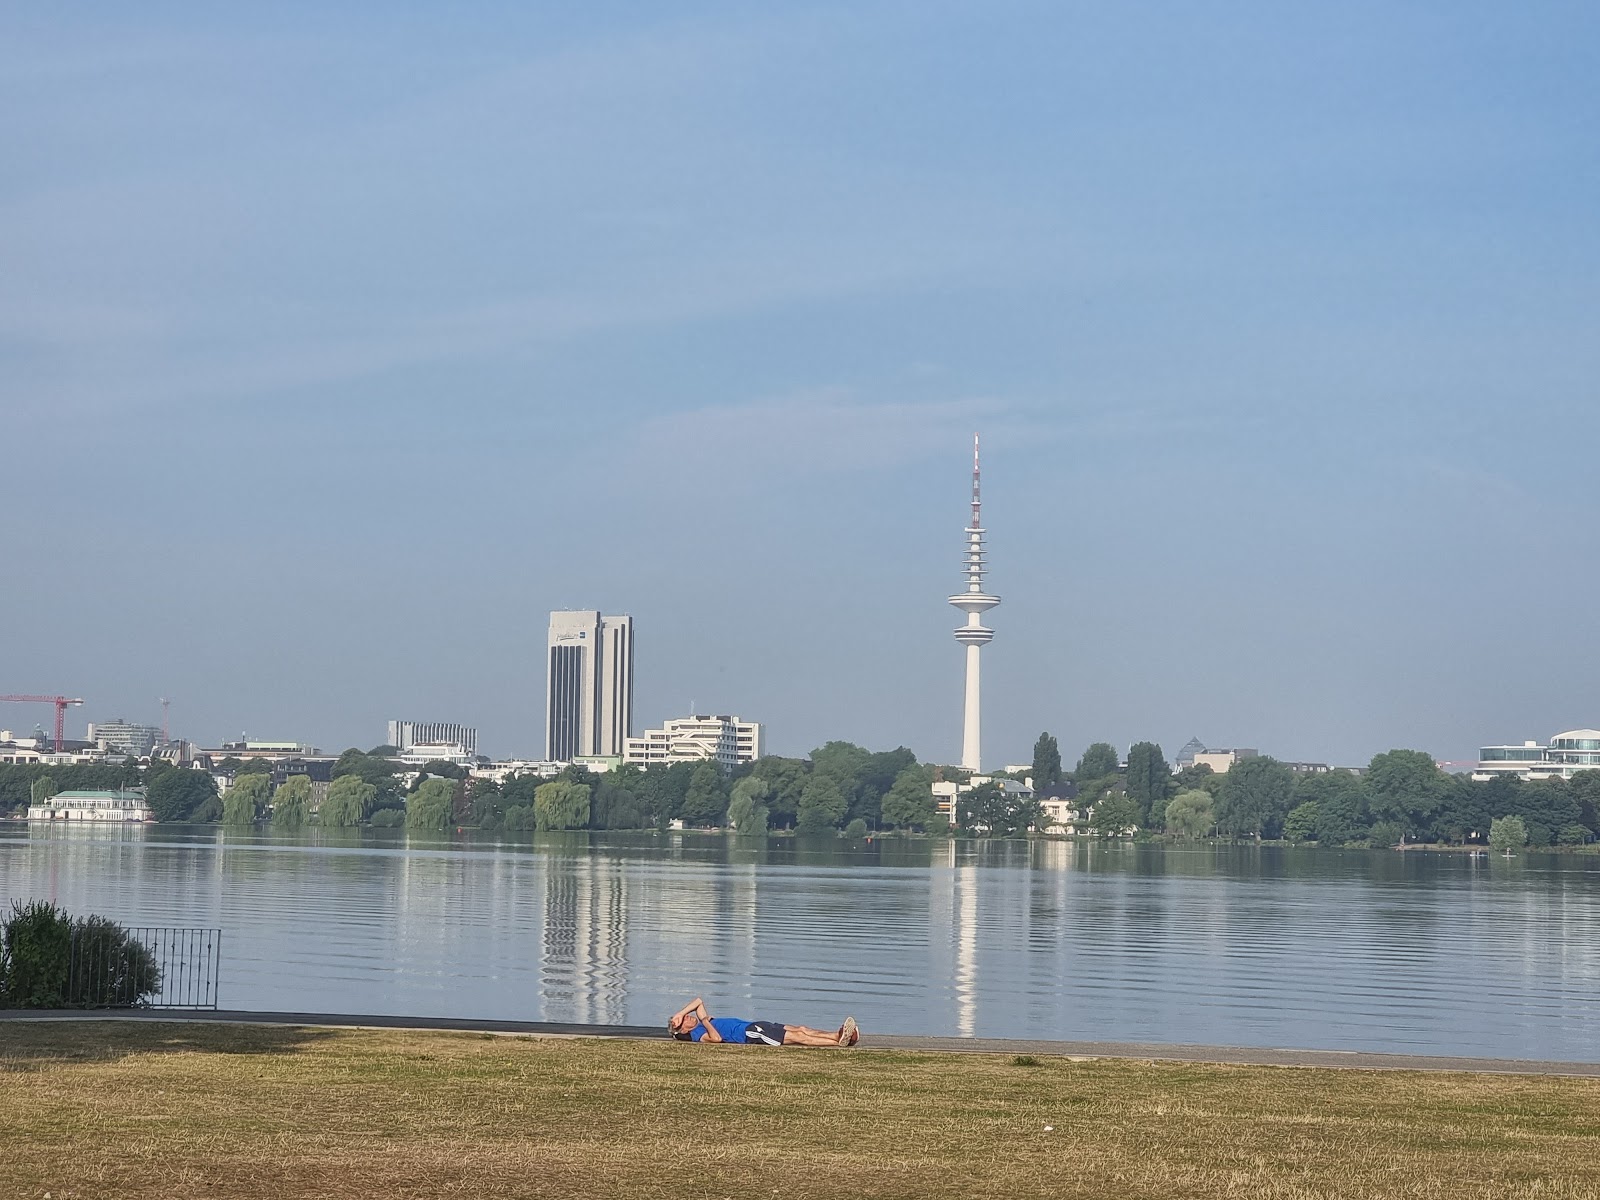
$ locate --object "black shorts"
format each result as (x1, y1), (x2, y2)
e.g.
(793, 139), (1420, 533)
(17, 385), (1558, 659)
(744, 1021), (786, 1046)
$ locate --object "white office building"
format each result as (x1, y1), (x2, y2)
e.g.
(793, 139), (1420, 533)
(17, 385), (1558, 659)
(1476, 729), (1600, 781)
(87, 719), (162, 757)
(546, 610), (634, 761)
(623, 715), (762, 770)
(387, 720), (478, 759)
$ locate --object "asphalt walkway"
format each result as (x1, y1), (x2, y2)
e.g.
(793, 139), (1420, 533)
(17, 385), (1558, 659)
(3, 1009), (1598, 1077)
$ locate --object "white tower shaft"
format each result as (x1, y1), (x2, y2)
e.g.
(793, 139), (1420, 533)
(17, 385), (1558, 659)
(949, 433), (998, 773)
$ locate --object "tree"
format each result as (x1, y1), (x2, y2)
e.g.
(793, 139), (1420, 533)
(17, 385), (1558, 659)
(1283, 801), (1319, 843)
(1489, 814), (1528, 855)
(843, 818), (869, 839)
(406, 778), (454, 831)
(146, 768), (219, 823)
(881, 765), (939, 831)
(1365, 750), (1451, 841)
(1124, 742), (1170, 827)
(727, 776), (770, 834)
(223, 774), (270, 826)
(272, 775), (311, 829)
(1089, 794), (1140, 839)
(31, 775), (58, 805)
(1031, 733), (1062, 790)
(237, 757), (273, 776)
(321, 775), (374, 827)
(796, 779), (847, 835)
(750, 757), (808, 828)
(1293, 772), (1369, 845)
(957, 781), (1039, 837)
(1215, 757), (1294, 839)
(1074, 743), (1119, 781)
(534, 780), (591, 831)
(1175, 762), (1222, 797)
(1163, 789), (1214, 839)
(679, 762), (729, 827)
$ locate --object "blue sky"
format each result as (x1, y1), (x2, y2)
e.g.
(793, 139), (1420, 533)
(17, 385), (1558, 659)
(3, 2), (1597, 767)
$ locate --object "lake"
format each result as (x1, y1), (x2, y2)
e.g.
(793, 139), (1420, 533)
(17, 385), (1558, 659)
(3, 825), (1598, 1059)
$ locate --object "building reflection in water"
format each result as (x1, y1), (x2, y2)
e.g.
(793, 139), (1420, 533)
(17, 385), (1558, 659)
(541, 854), (629, 1025)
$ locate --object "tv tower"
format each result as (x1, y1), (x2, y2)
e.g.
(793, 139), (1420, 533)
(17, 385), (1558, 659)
(949, 433), (999, 772)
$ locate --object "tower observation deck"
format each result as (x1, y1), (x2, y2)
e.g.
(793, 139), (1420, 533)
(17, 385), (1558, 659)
(948, 434), (998, 772)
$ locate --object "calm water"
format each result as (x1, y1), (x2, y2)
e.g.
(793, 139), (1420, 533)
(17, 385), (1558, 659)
(3, 824), (1598, 1059)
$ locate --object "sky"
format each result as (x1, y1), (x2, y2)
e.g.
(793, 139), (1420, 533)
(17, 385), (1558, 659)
(2, 2), (1598, 768)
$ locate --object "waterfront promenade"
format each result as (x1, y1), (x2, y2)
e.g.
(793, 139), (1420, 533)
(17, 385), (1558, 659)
(5, 1008), (1599, 1077)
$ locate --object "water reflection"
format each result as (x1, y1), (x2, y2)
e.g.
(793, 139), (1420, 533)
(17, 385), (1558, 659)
(2, 825), (1598, 1059)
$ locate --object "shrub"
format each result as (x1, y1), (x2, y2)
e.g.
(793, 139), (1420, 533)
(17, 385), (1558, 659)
(843, 818), (869, 839)
(369, 808), (406, 828)
(0, 901), (162, 1008)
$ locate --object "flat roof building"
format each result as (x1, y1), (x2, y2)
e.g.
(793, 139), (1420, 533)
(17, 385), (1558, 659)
(1476, 729), (1600, 781)
(546, 611), (634, 761)
(623, 715), (762, 770)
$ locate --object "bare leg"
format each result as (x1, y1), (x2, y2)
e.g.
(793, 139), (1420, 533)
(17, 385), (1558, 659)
(781, 1025), (845, 1047)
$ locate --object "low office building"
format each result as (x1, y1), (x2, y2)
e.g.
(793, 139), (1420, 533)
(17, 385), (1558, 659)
(27, 789), (154, 822)
(623, 716), (763, 770)
(387, 721), (478, 759)
(203, 740), (322, 764)
(1476, 730), (1600, 781)
(395, 741), (477, 768)
(1191, 748), (1258, 774)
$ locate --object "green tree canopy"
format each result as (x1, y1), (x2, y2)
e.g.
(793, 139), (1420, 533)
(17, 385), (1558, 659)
(1031, 733), (1062, 790)
(146, 768), (219, 823)
(32, 775), (58, 803)
(727, 776), (770, 834)
(750, 757), (808, 828)
(534, 779), (591, 831)
(1074, 743), (1120, 781)
(796, 779), (847, 835)
(1124, 742), (1170, 826)
(406, 778), (454, 831)
(1215, 757), (1294, 839)
(272, 775), (311, 829)
(1292, 771), (1369, 845)
(321, 774), (375, 828)
(1489, 814), (1528, 854)
(679, 762), (729, 827)
(237, 757), (273, 776)
(1090, 794), (1140, 839)
(1283, 801), (1319, 843)
(881, 765), (938, 831)
(1163, 789), (1214, 839)
(223, 774), (270, 826)
(957, 781), (1039, 837)
(1365, 749), (1451, 840)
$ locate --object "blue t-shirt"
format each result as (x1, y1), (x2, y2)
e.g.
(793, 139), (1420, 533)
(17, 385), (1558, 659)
(690, 1016), (751, 1043)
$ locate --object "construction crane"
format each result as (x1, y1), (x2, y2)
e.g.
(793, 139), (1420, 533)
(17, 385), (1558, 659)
(0, 695), (85, 752)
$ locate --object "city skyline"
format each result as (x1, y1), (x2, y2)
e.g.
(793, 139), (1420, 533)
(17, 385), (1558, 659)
(3, 5), (1598, 768)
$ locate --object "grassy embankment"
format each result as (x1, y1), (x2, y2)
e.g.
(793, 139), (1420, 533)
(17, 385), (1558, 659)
(2, 1022), (1598, 1199)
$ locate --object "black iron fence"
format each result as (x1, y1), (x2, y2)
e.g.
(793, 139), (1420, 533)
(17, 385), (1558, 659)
(67, 925), (221, 1010)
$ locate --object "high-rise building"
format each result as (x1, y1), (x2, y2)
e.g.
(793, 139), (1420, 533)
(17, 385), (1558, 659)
(949, 435), (999, 773)
(386, 720), (478, 759)
(546, 611), (634, 761)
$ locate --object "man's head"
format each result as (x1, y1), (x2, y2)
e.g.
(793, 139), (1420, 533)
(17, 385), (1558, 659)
(667, 1012), (694, 1040)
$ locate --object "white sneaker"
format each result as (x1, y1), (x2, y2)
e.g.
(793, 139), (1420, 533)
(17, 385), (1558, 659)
(840, 1016), (860, 1047)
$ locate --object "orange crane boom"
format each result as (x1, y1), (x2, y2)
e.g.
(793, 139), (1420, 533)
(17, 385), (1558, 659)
(0, 694), (85, 752)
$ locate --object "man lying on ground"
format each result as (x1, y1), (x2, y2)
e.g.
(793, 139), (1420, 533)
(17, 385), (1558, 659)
(667, 997), (859, 1047)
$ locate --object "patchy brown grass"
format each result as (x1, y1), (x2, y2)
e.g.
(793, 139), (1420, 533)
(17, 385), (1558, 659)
(1, 1022), (1598, 1199)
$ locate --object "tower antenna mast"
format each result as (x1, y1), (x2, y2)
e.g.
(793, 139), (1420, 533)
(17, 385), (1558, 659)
(948, 434), (999, 772)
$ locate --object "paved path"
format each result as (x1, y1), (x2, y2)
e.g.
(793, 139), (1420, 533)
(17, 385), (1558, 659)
(4, 1009), (1599, 1077)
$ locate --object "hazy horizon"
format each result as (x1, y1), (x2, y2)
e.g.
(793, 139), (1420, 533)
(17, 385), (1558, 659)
(4, 4), (1597, 768)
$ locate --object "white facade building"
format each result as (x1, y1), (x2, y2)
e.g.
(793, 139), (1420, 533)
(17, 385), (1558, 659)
(623, 715), (763, 769)
(1475, 729), (1600, 781)
(546, 610), (634, 761)
(87, 719), (162, 757)
(395, 741), (477, 768)
(387, 720), (478, 759)
(27, 789), (154, 822)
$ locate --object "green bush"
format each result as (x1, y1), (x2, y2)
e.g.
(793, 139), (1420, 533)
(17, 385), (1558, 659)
(369, 808), (406, 828)
(0, 901), (162, 1008)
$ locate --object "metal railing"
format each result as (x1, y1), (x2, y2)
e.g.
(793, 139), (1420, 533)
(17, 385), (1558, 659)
(66, 925), (221, 1010)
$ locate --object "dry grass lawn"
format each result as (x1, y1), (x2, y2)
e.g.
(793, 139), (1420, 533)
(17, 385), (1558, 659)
(1, 1022), (1598, 1198)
